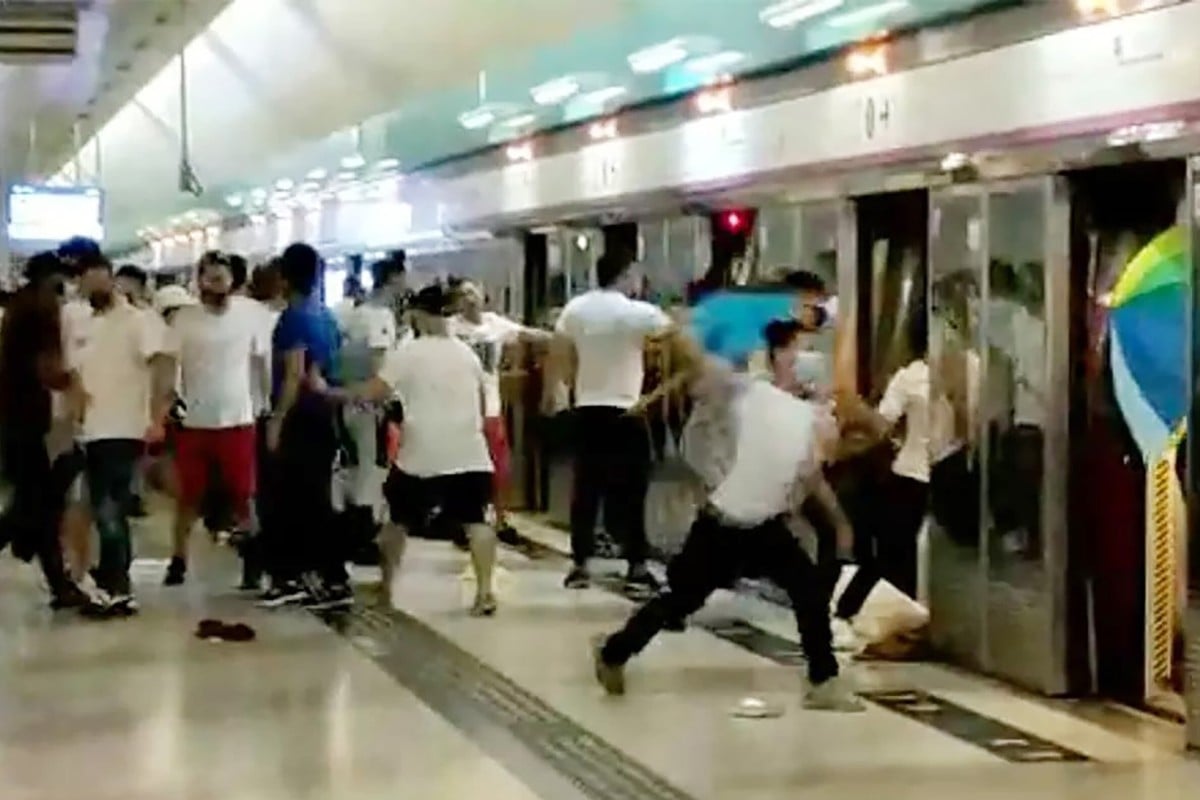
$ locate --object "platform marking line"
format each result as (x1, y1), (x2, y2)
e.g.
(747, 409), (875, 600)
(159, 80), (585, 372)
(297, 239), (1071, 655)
(503, 525), (1093, 764)
(319, 605), (700, 800)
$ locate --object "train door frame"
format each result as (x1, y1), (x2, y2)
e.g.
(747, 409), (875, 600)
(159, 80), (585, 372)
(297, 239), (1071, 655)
(1185, 157), (1200, 748)
(924, 177), (1071, 694)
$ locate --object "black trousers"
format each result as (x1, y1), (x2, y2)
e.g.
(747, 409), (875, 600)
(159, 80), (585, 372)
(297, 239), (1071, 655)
(602, 511), (839, 686)
(0, 427), (75, 598)
(835, 472), (927, 620)
(569, 406), (651, 567)
(263, 404), (345, 586)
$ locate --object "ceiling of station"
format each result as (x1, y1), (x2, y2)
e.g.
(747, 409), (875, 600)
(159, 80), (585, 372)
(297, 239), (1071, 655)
(0, 0), (230, 179)
(53, 0), (1015, 247)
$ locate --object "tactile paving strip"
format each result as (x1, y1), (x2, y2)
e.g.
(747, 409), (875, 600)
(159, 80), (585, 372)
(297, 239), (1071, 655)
(321, 605), (699, 800)
(514, 527), (1094, 764)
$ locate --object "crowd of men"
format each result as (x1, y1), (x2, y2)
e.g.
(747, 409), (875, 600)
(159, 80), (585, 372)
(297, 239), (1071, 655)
(0, 235), (954, 713)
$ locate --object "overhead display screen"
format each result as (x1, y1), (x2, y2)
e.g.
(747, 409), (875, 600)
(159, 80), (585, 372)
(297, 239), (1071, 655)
(6, 184), (104, 245)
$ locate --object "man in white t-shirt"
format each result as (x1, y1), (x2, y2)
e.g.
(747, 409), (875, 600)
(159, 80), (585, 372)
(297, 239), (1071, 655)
(314, 283), (499, 616)
(163, 254), (270, 587)
(554, 252), (670, 597)
(592, 338), (862, 711)
(76, 257), (175, 612)
(333, 258), (404, 563)
(451, 279), (549, 544)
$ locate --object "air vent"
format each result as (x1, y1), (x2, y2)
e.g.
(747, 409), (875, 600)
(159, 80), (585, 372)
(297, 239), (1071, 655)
(0, 2), (79, 64)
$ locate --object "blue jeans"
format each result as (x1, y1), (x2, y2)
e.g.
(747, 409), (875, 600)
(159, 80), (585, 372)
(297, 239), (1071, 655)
(85, 439), (143, 595)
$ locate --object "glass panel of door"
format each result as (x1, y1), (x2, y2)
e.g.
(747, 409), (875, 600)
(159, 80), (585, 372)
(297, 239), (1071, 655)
(981, 179), (1068, 691)
(927, 185), (986, 666)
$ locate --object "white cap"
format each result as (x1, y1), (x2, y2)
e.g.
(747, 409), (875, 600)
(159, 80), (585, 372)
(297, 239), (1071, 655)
(154, 285), (197, 313)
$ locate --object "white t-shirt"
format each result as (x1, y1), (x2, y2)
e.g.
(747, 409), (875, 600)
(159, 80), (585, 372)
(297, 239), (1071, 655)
(341, 301), (397, 384)
(878, 360), (931, 483)
(171, 298), (270, 429)
(709, 380), (821, 526)
(931, 349), (981, 463)
(378, 336), (493, 478)
(1011, 306), (1045, 428)
(451, 311), (523, 418)
(252, 301), (282, 416)
(555, 290), (670, 409)
(76, 299), (173, 442)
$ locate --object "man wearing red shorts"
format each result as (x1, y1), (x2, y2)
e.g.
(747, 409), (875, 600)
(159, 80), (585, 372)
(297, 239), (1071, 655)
(164, 253), (270, 586)
(450, 280), (548, 544)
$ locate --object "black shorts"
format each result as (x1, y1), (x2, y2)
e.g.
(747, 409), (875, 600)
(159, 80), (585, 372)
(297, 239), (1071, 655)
(383, 468), (492, 528)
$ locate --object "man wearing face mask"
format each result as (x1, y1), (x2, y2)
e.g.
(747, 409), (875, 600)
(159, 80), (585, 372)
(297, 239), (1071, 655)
(163, 253), (270, 587)
(554, 251), (670, 597)
(75, 257), (175, 614)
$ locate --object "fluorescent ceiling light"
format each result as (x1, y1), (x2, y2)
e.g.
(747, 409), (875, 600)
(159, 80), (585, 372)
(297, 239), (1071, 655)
(458, 107), (496, 130)
(340, 154), (366, 169)
(225, 194), (243, 207)
(274, 178), (295, 191)
(306, 168), (327, 180)
(500, 113), (538, 129)
(530, 75), (580, 106)
(375, 158), (401, 170)
(685, 50), (746, 74)
(759, 0), (844, 28)
(579, 85), (627, 106)
(628, 38), (689, 74)
(827, 0), (909, 28)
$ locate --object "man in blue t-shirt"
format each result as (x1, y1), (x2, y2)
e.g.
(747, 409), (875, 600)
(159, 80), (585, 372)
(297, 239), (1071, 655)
(261, 243), (350, 609)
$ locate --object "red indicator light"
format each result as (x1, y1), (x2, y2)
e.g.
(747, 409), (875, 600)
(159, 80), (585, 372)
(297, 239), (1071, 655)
(725, 211), (743, 231)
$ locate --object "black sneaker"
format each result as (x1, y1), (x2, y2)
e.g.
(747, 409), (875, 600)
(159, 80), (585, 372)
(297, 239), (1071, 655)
(163, 556), (187, 587)
(590, 635), (625, 696)
(303, 584), (354, 611)
(563, 566), (590, 590)
(624, 565), (660, 599)
(496, 525), (521, 547)
(257, 583), (306, 609)
(49, 581), (88, 611)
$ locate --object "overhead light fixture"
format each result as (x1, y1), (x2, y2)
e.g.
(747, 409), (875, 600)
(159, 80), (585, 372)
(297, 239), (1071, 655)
(500, 113), (538, 129)
(530, 75), (580, 106)
(827, 0), (909, 28)
(274, 178), (295, 191)
(459, 107), (496, 130)
(337, 170), (358, 181)
(506, 142), (534, 162)
(627, 38), (689, 74)
(684, 50), (746, 74)
(578, 86), (627, 106)
(940, 152), (970, 172)
(225, 194), (243, 208)
(340, 154), (366, 169)
(695, 86), (733, 114)
(301, 181), (321, 192)
(250, 188), (268, 203)
(846, 43), (889, 76)
(306, 168), (328, 180)
(375, 157), (400, 170)
(759, 0), (845, 29)
(1074, 0), (1119, 17)
(588, 119), (619, 140)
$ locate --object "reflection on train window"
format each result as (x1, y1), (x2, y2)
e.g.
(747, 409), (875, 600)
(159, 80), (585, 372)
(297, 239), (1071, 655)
(985, 187), (1047, 571)
(928, 191), (983, 554)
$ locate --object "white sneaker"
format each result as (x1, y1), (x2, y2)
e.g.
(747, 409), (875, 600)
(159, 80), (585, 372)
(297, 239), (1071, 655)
(77, 573), (112, 606)
(832, 618), (861, 652)
(804, 676), (866, 712)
